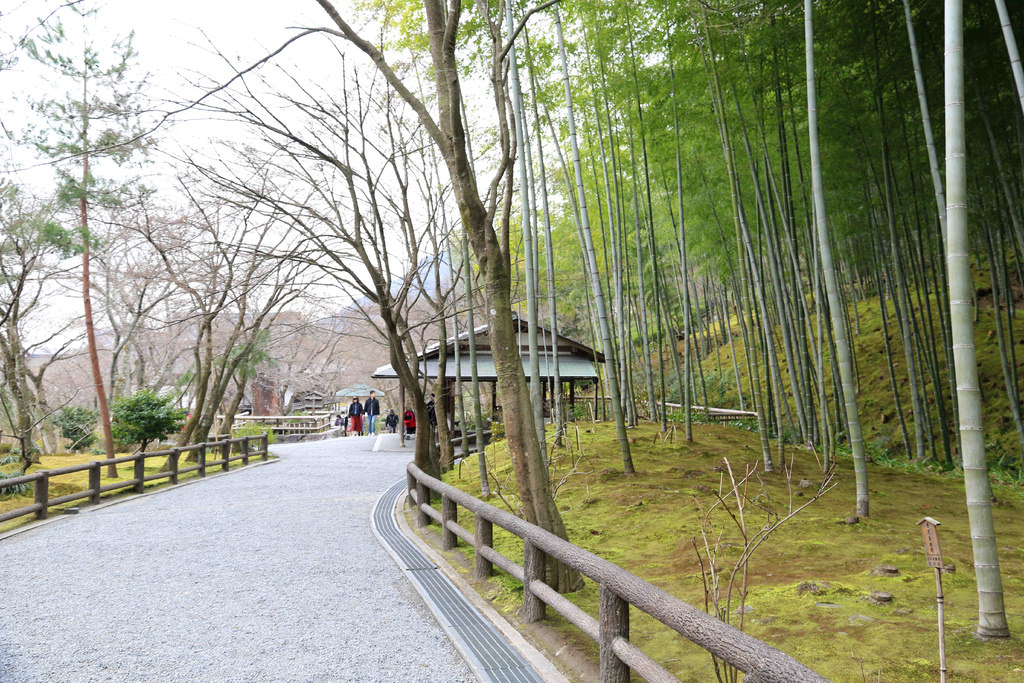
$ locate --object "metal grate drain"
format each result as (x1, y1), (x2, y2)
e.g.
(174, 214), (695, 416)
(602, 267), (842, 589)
(372, 480), (544, 683)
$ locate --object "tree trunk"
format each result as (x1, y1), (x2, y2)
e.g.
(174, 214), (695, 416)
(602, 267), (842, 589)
(80, 148), (117, 478)
(806, 0), (867, 514)
(507, 28), (545, 462)
(945, 0), (1009, 637)
(464, 231), (490, 495)
(554, 7), (633, 473)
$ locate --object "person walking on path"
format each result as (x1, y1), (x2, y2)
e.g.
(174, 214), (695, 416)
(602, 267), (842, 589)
(348, 396), (364, 435)
(426, 393), (437, 429)
(403, 408), (416, 440)
(364, 391), (381, 435)
(385, 409), (398, 433)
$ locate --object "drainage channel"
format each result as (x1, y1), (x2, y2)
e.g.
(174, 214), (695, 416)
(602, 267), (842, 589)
(371, 480), (545, 683)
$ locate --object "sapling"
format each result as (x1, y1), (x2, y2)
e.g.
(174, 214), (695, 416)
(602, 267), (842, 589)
(691, 456), (836, 683)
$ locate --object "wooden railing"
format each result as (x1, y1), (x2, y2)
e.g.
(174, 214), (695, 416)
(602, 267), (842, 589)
(444, 428), (492, 455)
(406, 463), (829, 683)
(573, 399), (758, 424)
(231, 413), (335, 436)
(0, 434), (270, 525)
(663, 403), (759, 423)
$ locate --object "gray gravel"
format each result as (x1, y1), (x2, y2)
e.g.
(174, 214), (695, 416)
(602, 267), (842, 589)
(0, 436), (475, 682)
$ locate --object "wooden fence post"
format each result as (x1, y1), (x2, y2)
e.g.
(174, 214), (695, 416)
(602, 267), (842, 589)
(198, 444), (207, 478)
(89, 462), (101, 504)
(474, 517), (493, 580)
(522, 542), (545, 623)
(169, 448), (180, 485)
(241, 437), (250, 465)
(406, 470), (417, 509)
(415, 480), (431, 528)
(599, 584), (630, 683)
(441, 494), (458, 550)
(133, 454), (146, 493)
(221, 440), (230, 472)
(260, 434), (269, 460)
(34, 471), (49, 520)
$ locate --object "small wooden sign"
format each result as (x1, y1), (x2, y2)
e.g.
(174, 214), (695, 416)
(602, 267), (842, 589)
(918, 516), (943, 569)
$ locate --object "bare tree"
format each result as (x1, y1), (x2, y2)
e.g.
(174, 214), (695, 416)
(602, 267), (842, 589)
(134, 201), (312, 445)
(0, 186), (79, 466)
(92, 222), (175, 401)
(182, 58), (456, 476)
(306, 0), (581, 590)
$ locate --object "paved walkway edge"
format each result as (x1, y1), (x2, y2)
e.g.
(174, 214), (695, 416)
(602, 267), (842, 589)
(0, 457), (279, 543)
(371, 481), (569, 683)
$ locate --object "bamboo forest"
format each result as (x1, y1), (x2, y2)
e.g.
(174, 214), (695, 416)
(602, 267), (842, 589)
(2, 0), (1024, 680)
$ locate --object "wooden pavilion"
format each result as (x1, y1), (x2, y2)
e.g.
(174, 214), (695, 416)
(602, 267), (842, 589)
(370, 318), (604, 430)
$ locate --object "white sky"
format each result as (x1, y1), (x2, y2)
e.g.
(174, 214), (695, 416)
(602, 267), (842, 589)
(2, 0), (345, 180)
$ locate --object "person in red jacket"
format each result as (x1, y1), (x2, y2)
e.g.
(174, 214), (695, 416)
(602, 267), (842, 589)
(403, 407), (416, 440)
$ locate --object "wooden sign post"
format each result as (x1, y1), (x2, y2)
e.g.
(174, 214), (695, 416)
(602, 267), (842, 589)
(918, 517), (947, 683)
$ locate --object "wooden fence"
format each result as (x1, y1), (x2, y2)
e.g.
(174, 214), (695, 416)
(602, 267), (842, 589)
(0, 434), (269, 525)
(665, 403), (759, 423)
(406, 463), (829, 683)
(575, 398), (758, 423)
(231, 413), (335, 436)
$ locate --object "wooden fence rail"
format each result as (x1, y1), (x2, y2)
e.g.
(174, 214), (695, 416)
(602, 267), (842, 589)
(0, 434), (269, 525)
(230, 413), (335, 436)
(406, 463), (829, 683)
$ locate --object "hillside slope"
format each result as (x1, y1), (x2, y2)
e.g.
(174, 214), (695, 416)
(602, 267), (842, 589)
(438, 421), (1024, 682)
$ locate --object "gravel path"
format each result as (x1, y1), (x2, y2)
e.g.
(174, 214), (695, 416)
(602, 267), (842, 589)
(0, 436), (475, 682)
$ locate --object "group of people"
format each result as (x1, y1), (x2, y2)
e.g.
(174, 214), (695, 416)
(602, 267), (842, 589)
(333, 391), (399, 436)
(331, 390), (437, 441)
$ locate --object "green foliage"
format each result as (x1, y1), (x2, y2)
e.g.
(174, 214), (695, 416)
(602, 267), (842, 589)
(231, 421), (276, 445)
(23, 3), (151, 220)
(49, 406), (98, 452)
(0, 454), (29, 496)
(110, 390), (185, 451)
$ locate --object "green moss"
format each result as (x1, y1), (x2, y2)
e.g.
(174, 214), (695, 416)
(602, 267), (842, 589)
(438, 421), (1024, 682)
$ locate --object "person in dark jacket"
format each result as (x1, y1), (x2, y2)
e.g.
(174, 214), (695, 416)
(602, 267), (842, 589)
(348, 396), (364, 435)
(426, 393), (437, 428)
(364, 391), (381, 435)
(385, 409), (398, 433)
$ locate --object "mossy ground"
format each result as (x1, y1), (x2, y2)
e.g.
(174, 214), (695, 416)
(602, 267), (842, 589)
(436, 421), (1024, 682)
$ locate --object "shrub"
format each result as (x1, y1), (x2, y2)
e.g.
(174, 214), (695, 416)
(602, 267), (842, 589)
(111, 390), (186, 452)
(50, 406), (99, 452)
(0, 454), (29, 496)
(231, 421), (276, 445)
